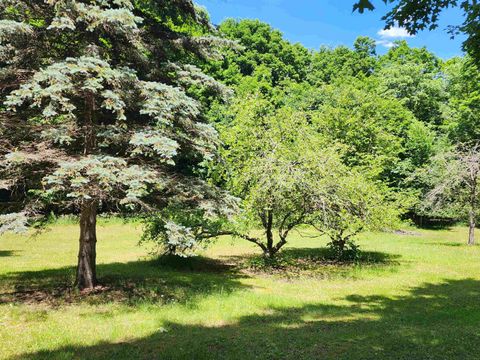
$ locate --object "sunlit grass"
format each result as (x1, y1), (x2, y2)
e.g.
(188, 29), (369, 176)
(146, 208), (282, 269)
(1, 222), (480, 359)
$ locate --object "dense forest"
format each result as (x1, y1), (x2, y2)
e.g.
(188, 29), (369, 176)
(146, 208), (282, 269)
(1, 0), (480, 289)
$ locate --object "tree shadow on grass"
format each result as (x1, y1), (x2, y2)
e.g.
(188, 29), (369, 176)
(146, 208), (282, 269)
(281, 247), (399, 264)
(428, 242), (465, 247)
(0, 250), (18, 257)
(228, 247), (401, 279)
(11, 278), (480, 360)
(0, 256), (250, 307)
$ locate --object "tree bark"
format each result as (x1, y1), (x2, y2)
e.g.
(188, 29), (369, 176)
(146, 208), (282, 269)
(468, 210), (475, 246)
(75, 90), (98, 290)
(467, 159), (478, 245)
(265, 210), (275, 258)
(76, 200), (98, 290)
(333, 238), (346, 255)
(337, 239), (346, 252)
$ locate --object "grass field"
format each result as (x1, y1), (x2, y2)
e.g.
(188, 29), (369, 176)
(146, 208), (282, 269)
(1, 220), (480, 359)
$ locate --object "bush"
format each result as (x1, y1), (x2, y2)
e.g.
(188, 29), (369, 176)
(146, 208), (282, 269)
(326, 240), (361, 261)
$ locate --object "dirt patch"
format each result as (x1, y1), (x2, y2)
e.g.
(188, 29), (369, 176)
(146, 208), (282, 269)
(393, 229), (421, 236)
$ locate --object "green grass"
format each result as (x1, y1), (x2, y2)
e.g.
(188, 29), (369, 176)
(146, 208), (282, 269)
(1, 222), (480, 359)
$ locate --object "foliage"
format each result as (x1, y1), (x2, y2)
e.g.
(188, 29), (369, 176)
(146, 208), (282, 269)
(377, 52), (447, 126)
(307, 36), (377, 85)
(353, 0), (480, 65)
(209, 22), (449, 223)
(204, 18), (459, 245)
(0, 211), (27, 235)
(217, 94), (396, 258)
(312, 170), (400, 258)
(304, 80), (413, 180)
(209, 19), (311, 87)
(0, 0), (231, 215)
(141, 183), (238, 257)
(443, 56), (480, 143)
(417, 144), (480, 244)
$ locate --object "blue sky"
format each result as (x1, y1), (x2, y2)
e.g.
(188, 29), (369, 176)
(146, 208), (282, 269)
(197, 0), (466, 59)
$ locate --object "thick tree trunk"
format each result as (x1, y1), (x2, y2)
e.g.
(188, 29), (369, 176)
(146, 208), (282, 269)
(265, 246), (276, 259)
(468, 211), (475, 246)
(76, 91), (98, 290)
(264, 247), (279, 259)
(265, 241), (287, 258)
(76, 200), (98, 290)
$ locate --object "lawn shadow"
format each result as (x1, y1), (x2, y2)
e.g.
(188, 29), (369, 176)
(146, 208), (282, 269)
(0, 250), (18, 257)
(0, 256), (250, 307)
(281, 247), (399, 264)
(226, 247), (400, 279)
(10, 278), (480, 359)
(428, 242), (465, 247)
(155, 254), (235, 273)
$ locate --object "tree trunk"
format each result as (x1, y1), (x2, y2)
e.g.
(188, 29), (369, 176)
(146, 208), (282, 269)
(76, 200), (98, 290)
(335, 239), (346, 253)
(265, 210), (275, 258)
(468, 211), (475, 246)
(76, 91), (98, 290)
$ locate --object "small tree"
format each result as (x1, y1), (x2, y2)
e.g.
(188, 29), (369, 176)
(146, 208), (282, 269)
(421, 144), (480, 245)
(218, 97), (346, 258)
(0, 0), (231, 289)
(312, 172), (398, 259)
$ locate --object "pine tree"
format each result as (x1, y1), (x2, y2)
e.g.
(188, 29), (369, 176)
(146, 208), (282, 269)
(0, 0), (233, 289)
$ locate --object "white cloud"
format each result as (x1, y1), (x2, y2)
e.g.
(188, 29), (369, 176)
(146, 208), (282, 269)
(377, 26), (414, 39)
(376, 39), (395, 49)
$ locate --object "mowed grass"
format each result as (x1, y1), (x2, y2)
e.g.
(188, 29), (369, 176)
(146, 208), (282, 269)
(1, 221), (480, 359)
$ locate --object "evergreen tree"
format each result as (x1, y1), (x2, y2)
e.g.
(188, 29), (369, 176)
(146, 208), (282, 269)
(0, 0), (232, 289)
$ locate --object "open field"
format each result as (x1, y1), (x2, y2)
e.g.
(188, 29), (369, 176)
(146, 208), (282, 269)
(1, 221), (480, 359)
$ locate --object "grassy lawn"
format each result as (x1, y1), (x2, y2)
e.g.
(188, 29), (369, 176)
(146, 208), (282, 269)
(1, 221), (480, 359)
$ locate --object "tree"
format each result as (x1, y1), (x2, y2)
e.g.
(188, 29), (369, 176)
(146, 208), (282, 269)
(208, 19), (311, 87)
(217, 96), (345, 258)
(378, 42), (446, 127)
(307, 36), (377, 85)
(420, 144), (480, 245)
(217, 94), (396, 258)
(312, 171), (398, 258)
(0, 0), (231, 289)
(353, 1), (480, 65)
(443, 56), (480, 143)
